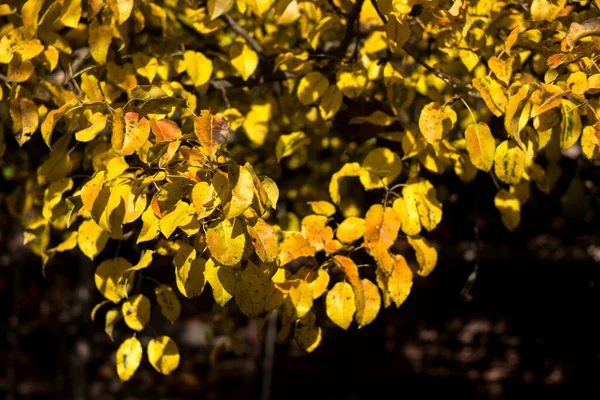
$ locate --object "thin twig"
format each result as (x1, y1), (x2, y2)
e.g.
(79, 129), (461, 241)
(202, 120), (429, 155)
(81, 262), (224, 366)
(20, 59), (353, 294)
(221, 13), (265, 57)
(402, 46), (482, 99)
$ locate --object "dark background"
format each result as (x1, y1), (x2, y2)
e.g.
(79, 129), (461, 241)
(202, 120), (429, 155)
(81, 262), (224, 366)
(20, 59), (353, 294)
(1, 156), (599, 400)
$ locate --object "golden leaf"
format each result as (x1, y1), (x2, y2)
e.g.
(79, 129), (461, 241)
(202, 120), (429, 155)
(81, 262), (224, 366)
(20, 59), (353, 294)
(326, 282), (355, 330)
(122, 294), (151, 331)
(155, 284), (181, 323)
(465, 122), (495, 172)
(494, 140), (526, 185)
(94, 257), (133, 303)
(364, 204), (400, 250)
(116, 337), (142, 381)
(278, 234), (316, 266)
(206, 218), (246, 266)
(494, 189), (521, 231)
(360, 147), (402, 190)
(148, 336), (180, 375)
(407, 235), (438, 277)
(247, 217), (279, 263)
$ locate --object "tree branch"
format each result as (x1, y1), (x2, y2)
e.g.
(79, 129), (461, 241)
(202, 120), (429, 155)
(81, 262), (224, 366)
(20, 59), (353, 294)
(221, 13), (265, 57)
(334, 0), (365, 59)
(401, 46), (482, 99)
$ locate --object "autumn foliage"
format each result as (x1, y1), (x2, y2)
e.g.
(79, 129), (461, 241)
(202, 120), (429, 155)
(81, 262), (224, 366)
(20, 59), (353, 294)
(1, 0), (600, 381)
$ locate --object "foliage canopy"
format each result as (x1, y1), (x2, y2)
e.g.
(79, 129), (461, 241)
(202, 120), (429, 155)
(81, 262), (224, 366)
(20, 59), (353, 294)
(1, 0), (599, 380)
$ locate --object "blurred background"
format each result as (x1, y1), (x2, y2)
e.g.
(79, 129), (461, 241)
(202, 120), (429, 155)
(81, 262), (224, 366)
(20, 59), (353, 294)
(1, 159), (599, 400)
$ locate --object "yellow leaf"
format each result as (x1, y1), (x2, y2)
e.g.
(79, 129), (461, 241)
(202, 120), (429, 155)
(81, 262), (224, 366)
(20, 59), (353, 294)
(122, 294), (151, 331)
(336, 217), (365, 243)
(275, 131), (309, 162)
(567, 71), (588, 96)
(364, 204), (400, 250)
(277, 234), (316, 266)
(235, 263), (268, 317)
(387, 253), (413, 307)
(296, 266), (330, 299)
(116, 337), (142, 381)
(88, 20), (112, 64)
(308, 201), (336, 217)
(10, 95), (39, 146)
(243, 101), (271, 146)
(107, 0), (134, 24)
(531, 0), (566, 22)
(488, 56), (513, 85)
(494, 189), (520, 231)
(407, 235), (437, 276)
(360, 147), (402, 190)
(184, 50), (213, 86)
(230, 42), (259, 81)
(297, 71), (329, 106)
(112, 110), (150, 156)
(206, 218), (246, 266)
(261, 176), (279, 209)
(329, 162), (363, 205)
(81, 73), (103, 101)
(191, 181), (220, 218)
(106, 157), (128, 181)
(326, 282), (355, 330)
(350, 111), (396, 126)
(385, 15), (410, 53)
(0, 27), (44, 63)
(246, 217), (279, 263)
(137, 206), (159, 243)
(403, 179), (443, 231)
(147, 336), (180, 375)
(504, 85), (532, 147)
(318, 85), (343, 120)
(392, 197), (421, 236)
(472, 77), (507, 117)
(59, 0), (82, 28)
(307, 15), (338, 50)
(581, 123), (600, 165)
(41, 102), (73, 147)
(159, 201), (192, 238)
(301, 214), (333, 252)
(247, 0), (275, 17)
(155, 284), (181, 323)
(459, 49), (479, 71)
(127, 250), (154, 271)
(177, 253), (206, 299)
(204, 257), (236, 306)
(122, 185), (147, 224)
(133, 53), (158, 83)
(105, 307), (122, 341)
(294, 314), (321, 352)
(194, 110), (229, 159)
(42, 178), (73, 222)
(559, 100), (582, 149)
(224, 165), (255, 218)
(78, 219), (109, 260)
(75, 113), (107, 142)
(465, 122), (495, 172)
(419, 102), (456, 151)
(336, 66), (368, 99)
(208, 0), (233, 20)
(333, 256), (365, 325)
(94, 257), (133, 303)
(505, 27), (519, 55)
(7, 54), (34, 82)
(0, 5), (16, 16)
(494, 140), (526, 185)
(357, 279), (380, 327)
